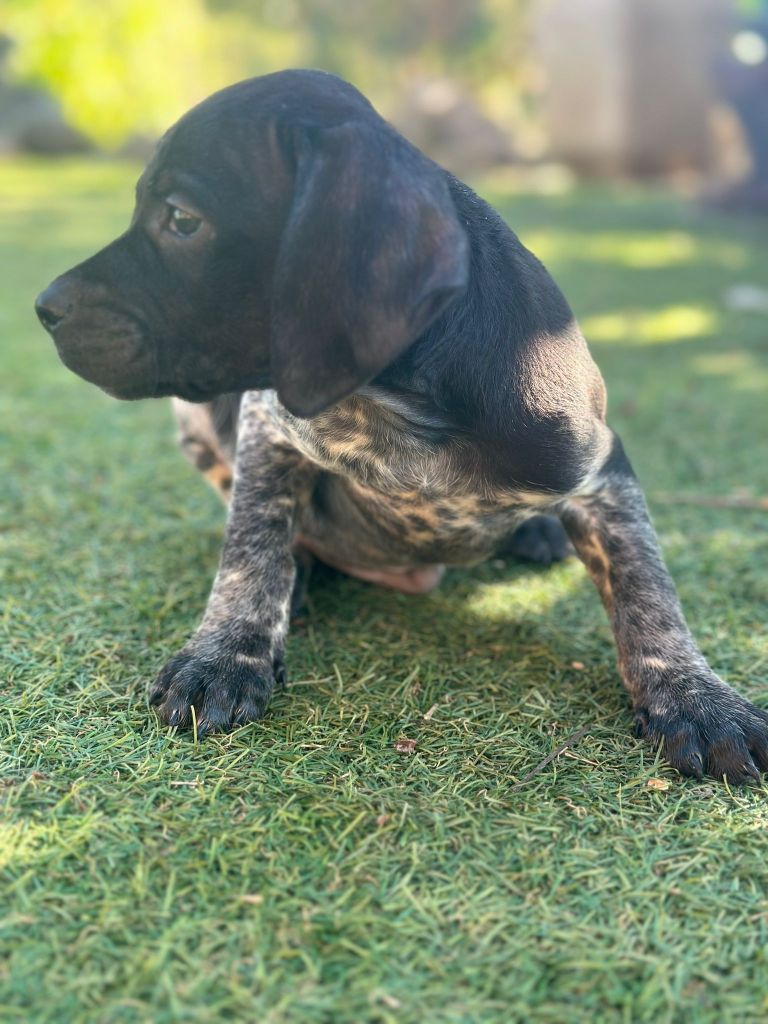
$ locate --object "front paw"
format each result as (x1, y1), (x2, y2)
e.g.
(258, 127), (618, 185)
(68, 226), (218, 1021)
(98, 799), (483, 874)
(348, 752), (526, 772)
(634, 681), (768, 784)
(149, 641), (286, 737)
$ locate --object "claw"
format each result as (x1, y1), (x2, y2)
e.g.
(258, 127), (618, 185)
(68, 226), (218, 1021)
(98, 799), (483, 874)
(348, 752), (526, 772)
(167, 706), (187, 729)
(274, 661), (288, 690)
(672, 749), (704, 780)
(733, 757), (761, 785)
(232, 705), (249, 725)
(232, 695), (267, 725)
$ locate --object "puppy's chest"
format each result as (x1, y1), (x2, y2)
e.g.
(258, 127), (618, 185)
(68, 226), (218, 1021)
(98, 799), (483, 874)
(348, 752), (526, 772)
(282, 392), (532, 557)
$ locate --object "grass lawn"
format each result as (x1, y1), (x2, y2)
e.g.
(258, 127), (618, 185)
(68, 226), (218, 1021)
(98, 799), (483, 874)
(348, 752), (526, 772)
(2, 158), (768, 1023)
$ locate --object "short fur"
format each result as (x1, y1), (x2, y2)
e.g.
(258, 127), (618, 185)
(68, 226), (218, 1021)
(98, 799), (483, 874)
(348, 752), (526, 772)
(36, 70), (768, 783)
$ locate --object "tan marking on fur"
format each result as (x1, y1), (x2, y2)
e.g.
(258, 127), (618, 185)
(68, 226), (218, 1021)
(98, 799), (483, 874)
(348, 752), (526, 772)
(323, 434), (374, 459)
(641, 656), (669, 671)
(174, 397), (235, 502)
(575, 528), (614, 611)
(204, 463), (233, 501)
(442, 493), (483, 516)
(188, 391), (535, 570)
(346, 479), (499, 536)
(399, 502), (441, 529)
(511, 489), (559, 509)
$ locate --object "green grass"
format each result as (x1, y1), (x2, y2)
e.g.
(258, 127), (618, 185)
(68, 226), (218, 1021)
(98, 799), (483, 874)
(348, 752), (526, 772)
(2, 158), (768, 1024)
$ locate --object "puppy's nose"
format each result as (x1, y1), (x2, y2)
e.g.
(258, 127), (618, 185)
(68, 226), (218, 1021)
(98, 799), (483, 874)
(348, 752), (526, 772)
(35, 281), (73, 331)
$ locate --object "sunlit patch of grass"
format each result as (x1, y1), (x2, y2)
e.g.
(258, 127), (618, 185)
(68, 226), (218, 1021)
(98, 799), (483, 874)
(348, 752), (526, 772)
(582, 304), (718, 345)
(692, 351), (768, 392)
(466, 561), (586, 621)
(524, 229), (748, 270)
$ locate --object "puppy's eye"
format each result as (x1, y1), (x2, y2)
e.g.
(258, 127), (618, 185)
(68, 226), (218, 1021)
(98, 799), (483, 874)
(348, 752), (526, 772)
(167, 204), (202, 237)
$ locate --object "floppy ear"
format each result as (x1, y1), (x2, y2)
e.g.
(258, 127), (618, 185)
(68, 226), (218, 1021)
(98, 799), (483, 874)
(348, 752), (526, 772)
(269, 120), (469, 417)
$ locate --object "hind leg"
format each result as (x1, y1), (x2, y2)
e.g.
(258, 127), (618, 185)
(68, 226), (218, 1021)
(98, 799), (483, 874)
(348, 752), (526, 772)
(560, 433), (768, 784)
(499, 514), (573, 565)
(172, 398), (235, 502)
(290, 548), (315, 618)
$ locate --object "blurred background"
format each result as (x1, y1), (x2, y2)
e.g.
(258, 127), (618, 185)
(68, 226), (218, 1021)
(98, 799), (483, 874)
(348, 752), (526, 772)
(2, 0), (768, 200)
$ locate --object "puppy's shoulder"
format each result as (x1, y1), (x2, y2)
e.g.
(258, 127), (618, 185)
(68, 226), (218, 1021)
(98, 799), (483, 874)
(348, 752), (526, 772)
(381, 178), (608, 492)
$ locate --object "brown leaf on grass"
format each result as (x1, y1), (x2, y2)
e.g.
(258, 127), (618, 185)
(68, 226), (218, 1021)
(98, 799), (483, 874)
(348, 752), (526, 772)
(376, 813), (392, 827)
(394, 738), (417, 754)
(570, 661), (585, 670)
(647, 777), (671, 791)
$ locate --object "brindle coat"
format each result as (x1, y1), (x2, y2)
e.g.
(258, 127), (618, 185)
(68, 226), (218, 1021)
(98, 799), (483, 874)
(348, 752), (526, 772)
(36, 70), (768, 783)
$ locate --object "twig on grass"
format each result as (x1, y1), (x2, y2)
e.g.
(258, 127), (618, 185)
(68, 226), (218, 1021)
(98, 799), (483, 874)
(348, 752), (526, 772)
(510, 724), (591, 791)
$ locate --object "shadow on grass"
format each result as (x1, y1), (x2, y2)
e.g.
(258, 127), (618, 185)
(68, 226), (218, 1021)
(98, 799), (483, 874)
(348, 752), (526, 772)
(106, 510), (632, 737)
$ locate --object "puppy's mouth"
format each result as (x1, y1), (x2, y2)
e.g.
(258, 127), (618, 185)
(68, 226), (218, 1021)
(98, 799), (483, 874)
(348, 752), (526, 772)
(50, 314), (159, 400)
(159, 371), (273, 404)
(160, 380), (220, 403)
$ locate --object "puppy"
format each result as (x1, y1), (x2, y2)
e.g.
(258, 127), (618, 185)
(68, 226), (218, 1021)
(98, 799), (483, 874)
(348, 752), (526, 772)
(36, 70), (767, 782)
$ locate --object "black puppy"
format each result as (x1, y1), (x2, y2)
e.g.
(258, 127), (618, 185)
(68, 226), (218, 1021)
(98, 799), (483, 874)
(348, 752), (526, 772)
(36, 70), (767, 783)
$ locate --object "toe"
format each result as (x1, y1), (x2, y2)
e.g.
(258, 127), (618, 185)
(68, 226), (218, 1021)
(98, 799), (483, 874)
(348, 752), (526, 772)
(166, 702), (192, 729)
(661, 723), (704, 779)
(705, 734), (761, 785)
(196, 702), (235, 738)
(273, 659), (288, 690)
(633, 708), (650, 738)
(668, 746), (704, 780)
(747, 729), (768, 772)
(744, 707), (768, 772)
(232, 692), (269, 725)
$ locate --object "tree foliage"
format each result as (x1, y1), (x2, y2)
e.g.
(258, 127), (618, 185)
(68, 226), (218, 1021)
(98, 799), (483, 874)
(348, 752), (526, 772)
(1, 0), (302, 145)
(1, 0), (528, 147)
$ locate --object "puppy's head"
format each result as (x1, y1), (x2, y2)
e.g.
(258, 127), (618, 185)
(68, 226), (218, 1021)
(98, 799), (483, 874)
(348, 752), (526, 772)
(35, 70), (468, 416)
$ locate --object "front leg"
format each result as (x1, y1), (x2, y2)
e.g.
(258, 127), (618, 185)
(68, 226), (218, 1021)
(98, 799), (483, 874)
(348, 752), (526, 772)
(560, 434), (768, 783)
(150, 392), (314, 736)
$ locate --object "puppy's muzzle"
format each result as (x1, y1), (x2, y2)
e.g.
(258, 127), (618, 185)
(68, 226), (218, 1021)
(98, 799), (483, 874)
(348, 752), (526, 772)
(35, 279), (73, 332)
(35, 273), (158, 400)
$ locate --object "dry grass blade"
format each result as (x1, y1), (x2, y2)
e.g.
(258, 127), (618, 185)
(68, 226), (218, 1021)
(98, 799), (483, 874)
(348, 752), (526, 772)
(510, 725), (591, 791)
